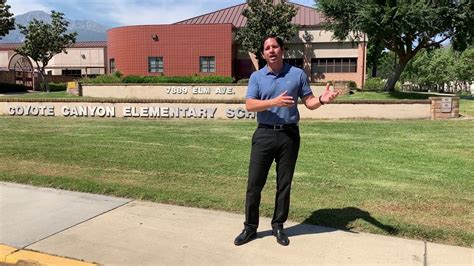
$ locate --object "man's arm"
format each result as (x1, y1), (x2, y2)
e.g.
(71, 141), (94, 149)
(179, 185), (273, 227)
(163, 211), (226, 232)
(246, 91), (295, 112)
(301, 94), (322, 110)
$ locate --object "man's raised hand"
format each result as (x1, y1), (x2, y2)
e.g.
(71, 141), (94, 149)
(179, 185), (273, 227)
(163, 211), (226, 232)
(320, 83), (339, 104)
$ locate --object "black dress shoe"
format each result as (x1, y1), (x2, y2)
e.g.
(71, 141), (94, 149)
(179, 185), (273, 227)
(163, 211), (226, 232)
(272, 229), (290, 246)
(234, 229), (257, 246)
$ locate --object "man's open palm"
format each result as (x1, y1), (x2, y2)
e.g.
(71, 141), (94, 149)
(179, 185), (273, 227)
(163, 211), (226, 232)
(320, 83), (339, 103)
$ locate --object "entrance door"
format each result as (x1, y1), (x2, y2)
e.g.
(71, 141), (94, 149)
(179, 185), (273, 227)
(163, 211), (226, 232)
(9, 54), (35, 90)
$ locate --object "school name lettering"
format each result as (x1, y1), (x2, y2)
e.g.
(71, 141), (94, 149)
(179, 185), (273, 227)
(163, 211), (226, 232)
(8, 105), (115, 117)
(7, 105), (255, 119)
(166, 87), (235, 95)
(123, 107), (217, 118)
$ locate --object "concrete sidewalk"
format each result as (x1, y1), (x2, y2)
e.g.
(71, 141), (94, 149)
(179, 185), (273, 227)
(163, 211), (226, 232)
(0, 182), (472, 265)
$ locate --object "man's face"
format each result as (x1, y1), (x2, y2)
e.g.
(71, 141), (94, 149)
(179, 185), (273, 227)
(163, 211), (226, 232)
(262, 37), (283, 64)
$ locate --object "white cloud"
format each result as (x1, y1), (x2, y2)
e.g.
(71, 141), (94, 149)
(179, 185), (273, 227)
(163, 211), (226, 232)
(100, 0), (239, 26)
(107, 1), (209, 25)
(7, 0), (52, 16)
(5, 0), (316, 27)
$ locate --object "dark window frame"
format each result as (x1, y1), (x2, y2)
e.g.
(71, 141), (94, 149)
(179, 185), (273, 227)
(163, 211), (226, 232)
(62, 69), (82, 76)
(148, 57), (164, 73)
(311, 58), (357, 73)
(200, 56), (216, 73)
(109, 58), (115, 74)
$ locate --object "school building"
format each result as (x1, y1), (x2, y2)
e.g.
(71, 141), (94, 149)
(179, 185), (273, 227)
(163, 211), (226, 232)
(0, 1), (367, 88)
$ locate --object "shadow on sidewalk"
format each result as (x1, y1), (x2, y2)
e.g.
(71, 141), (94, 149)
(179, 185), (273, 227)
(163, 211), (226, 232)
(259, 207), (398, 238)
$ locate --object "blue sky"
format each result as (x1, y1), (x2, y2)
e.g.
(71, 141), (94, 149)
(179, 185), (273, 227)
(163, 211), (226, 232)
(8, 0), (316, 27)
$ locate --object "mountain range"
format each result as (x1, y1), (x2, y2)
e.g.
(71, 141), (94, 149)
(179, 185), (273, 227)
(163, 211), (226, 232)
(0, 10), (109, 43)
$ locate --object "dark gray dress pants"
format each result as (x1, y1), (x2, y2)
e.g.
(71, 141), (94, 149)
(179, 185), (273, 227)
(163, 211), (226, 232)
(244, 126), (300, 231)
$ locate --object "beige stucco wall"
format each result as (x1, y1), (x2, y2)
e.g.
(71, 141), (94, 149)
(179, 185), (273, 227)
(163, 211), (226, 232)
(285, 43), (359, 59)
(0, 47), (106, 75)
(0, 51), (10, 68)
(0, 102), (431, 120)
(239, 28), (365, 87)
(311, 43), (359, 58)
(82, 84), (330, 99)
(293, 29), (360, 44)
(48, 47), (105, 75)
(49, 48), (105, 68)
(239, 31), (360, 60)
(82, 85), (249, 100)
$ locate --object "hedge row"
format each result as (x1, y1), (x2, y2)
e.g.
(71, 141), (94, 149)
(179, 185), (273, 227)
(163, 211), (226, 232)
(81, 73), (359, 88)
(40, 83), (67, 92)
(122, 75), (234, 84)
(0, 82), (68, 93)
(0, 82), (29, 93)
(82, 74), (235, 84)
(81, 75), (121, 84)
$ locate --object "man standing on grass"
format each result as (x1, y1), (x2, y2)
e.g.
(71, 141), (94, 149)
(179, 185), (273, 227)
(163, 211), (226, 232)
(234, 34), (338, 246)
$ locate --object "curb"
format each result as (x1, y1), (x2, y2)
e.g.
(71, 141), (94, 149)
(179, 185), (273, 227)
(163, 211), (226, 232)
(1, 244), (98, 266)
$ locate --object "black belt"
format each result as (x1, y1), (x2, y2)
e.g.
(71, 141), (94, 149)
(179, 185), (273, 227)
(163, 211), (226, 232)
(258, 123), (298, 131)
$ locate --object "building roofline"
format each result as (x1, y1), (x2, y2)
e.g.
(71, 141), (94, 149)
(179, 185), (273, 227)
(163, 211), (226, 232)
(173, 3), (247, 25)
(107, 23), (236, 32)
(0, 41), (107, 49)
(174, 1), (323, 28)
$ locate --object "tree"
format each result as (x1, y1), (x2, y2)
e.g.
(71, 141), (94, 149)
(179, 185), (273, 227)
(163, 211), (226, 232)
(454, 46), (474, 91)
(366, 38), (384, 77)
(0, 0), (15, 39)
(377, 50), (397, 80)
(402, 46), (473, 92)
(235, 0), (298, 68)
(15, 11), (77, 92)
(316, 0), (474, 91)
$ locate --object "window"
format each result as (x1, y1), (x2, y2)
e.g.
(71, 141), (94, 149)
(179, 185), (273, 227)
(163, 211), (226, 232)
(311, 58), (357, 73)
(200, 56), (215, 72)
(148, 57), (163, 73)
(109, 58), (115, 74)
(62, 69), (82, 76)
(283, 58), (304, 69)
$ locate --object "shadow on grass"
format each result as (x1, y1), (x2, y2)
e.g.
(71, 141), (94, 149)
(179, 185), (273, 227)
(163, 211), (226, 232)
(258, 207), (398, 238)
(0, 91), (29, 96)
(460, 95), (474, 100)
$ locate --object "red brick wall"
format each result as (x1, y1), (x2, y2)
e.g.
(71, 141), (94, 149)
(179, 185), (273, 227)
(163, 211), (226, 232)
(357, 41), (367, 89)
(107, 24), (234, 77)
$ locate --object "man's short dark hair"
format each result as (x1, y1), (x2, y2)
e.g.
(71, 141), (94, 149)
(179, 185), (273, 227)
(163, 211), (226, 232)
(261, 34), (284, 51)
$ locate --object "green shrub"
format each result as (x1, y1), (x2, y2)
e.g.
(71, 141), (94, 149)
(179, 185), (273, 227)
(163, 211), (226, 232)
(348, 81), (358, 90)
(364, 77), (385, 91)
(112, 71), (123, 79)
(81, 74), (122, 83)
(121, 75), (143, 83)
(394, 81), (402, 91)
(46, 83), (66, 91)
(0, 82), (29, 93)
(122, 75), (234, 84)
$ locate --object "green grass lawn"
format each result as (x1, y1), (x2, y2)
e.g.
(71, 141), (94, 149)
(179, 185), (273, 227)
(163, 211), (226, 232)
(459, 96), (474, 117)
(0, 117), (472, 246)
